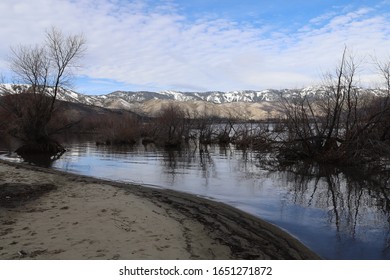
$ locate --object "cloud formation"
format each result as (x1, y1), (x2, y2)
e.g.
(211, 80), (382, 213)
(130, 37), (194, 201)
(0, 0), (389, 93)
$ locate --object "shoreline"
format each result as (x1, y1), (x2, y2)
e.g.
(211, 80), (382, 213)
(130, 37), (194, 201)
(0, 159), (320, 260)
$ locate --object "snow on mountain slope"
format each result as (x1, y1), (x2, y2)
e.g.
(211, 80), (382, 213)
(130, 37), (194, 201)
(1, 84), (386, 110)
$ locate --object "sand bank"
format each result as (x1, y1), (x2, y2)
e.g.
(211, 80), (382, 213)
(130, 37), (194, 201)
(0, 159), (320, 259)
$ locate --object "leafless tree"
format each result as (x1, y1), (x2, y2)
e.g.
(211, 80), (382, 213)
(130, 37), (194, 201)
(278, 48), (390, 164)
(0, 27), (85, 155)
(370, 57), (390, 143)
(96, 112), (140, 146)
(153, 103), (190, 148)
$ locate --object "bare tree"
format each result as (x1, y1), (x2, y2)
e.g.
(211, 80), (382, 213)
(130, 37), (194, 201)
(370, 58), (390, 143)
(0, 27), (85, 155)
(153, 103), (190, 148)
(277, 48), (390, 164)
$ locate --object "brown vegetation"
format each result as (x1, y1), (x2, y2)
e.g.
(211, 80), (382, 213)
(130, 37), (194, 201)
(150, 104), (192, 148)
(95, 112), (141, 146)
(0, 27), (85, 156)
(2, 40), (390, 171)
(277, 49), (390, 165)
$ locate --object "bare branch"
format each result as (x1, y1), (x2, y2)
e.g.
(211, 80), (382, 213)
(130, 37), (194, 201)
(1, 27), (86, 155)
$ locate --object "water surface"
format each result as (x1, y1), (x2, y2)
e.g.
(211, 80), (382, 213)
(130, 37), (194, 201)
(1, 140), (389, 260)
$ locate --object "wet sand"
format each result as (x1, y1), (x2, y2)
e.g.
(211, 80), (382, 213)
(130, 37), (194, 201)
(0, 159), (320, 260)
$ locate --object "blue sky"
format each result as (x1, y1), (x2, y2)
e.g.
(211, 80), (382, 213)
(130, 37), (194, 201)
(0, 0), (389, 95)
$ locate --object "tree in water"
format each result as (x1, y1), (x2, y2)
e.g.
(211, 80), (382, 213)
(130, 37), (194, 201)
(277, 47), (390, 164)
(0, 27), (85, 157)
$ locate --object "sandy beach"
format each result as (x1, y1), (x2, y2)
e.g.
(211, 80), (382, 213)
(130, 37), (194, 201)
(0, 159), (320, 260)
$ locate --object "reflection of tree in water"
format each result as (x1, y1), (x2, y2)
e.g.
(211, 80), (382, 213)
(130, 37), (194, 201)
(0, 135), (64, 167)
(17, 150), (65, 168)
(260, 157), (390, 255)
(163, 149), (178, 170)
(198, 145), (215, 180)
(161, 145), (216, 186)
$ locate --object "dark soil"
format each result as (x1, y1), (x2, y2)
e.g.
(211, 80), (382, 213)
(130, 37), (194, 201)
(0, 183), (56, 208)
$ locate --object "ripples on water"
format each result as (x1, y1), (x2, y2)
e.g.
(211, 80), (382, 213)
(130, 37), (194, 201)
(1, 138), (390, 260)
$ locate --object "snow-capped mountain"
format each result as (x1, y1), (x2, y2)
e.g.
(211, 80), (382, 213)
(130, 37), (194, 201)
(102, 89), (291, 104)
(1, 84), (386, 110)
(99, 87), (386, 105)
(0, 84), (101, 106)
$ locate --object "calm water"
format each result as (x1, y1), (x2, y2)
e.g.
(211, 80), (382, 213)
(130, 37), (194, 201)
(1, 139), (390, 260)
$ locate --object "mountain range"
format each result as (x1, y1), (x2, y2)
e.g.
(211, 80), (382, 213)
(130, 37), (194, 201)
(0, 84), (387, 120)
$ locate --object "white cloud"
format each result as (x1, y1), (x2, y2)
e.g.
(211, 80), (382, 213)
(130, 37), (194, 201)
(0, 0), (389, 93)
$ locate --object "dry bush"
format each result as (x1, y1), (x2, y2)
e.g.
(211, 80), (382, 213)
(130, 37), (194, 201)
(277, 49), (390, 164)
(232, 122), (275, 150)
(96, 112), (141, 145)
(152, 104), (191, 148)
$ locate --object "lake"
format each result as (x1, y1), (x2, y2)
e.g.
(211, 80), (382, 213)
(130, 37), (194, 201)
(1, 138), (390, 260)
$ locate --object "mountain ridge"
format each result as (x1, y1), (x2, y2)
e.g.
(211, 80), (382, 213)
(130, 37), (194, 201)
(1, 83), (387, 115)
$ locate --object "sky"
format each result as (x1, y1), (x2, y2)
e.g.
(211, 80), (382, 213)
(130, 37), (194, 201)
(0, 0), (389, 95)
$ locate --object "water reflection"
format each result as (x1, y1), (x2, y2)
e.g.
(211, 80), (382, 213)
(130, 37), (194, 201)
(261, 160), (390, 259)
(17, 151), (65, 167)
(1, 138), (390, 259)
(146, 145), (390, 259)
(0, 135), (67, 167)
(160, 145), (218, 187)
